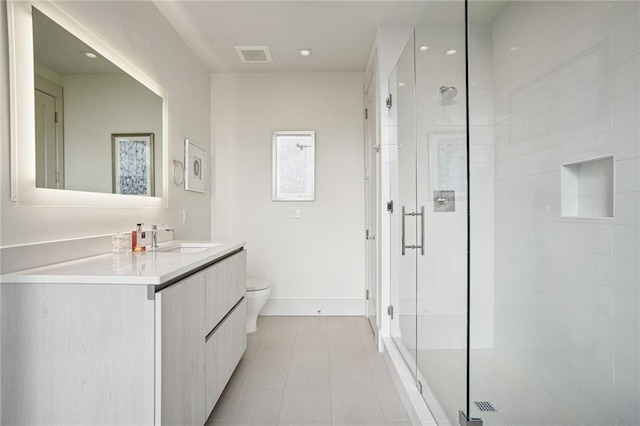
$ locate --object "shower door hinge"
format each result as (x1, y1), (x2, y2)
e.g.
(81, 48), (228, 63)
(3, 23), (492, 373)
(386, 94), (392, 109)
(387, 305), (394, 319)
(366, 289), (370, 300)
(417, 380), (423, 394)
(365, 108), (368, 119)
(459, 411), (483, 426)
(54, 111), (58, 123)
(387, 200), (394, 213)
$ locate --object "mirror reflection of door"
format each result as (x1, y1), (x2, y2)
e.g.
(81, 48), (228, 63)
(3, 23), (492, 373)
(34, 76), (64, 189)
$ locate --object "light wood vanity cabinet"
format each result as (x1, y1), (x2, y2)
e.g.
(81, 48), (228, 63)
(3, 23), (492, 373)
(1, 248), (247, 426)
(205, 250), (247, 333)
(156, 271), (206, 425)
(204, 250), (247, 416)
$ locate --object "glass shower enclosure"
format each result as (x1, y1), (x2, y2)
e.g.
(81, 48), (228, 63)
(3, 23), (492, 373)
(388, 1), (639, 425)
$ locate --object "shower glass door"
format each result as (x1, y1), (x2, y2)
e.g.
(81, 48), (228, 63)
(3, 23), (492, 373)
(389, 3), (471, 423)
(414, 1), (470, 425)
(389, 34), (418, 378)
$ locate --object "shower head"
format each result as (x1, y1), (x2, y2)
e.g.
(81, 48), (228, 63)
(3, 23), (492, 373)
(439, 86), (458, 101)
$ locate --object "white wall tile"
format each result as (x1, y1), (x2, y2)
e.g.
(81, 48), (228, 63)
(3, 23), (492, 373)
(614, 354), (639, 398)
(612, 225), (640, 259)
(575, 307), (638, 360)
(614, 193), (640, 226)
(613, 20), (639, 65)
(573, 223), (612, 255)
(605, 255), (640, 294)
(571, 278), (613, 318)
(613, 90), (640, 129)
(616, 158), (640, 192)
(577, 365), (638, 425)
(612, 290), (639, 327)
(568, 333), (614, 380)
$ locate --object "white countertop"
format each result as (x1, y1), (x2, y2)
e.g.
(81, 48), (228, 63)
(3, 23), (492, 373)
(0, 240), (245, 285)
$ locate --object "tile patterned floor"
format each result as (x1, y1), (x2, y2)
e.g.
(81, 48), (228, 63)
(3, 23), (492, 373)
(205, 316), (413, 426)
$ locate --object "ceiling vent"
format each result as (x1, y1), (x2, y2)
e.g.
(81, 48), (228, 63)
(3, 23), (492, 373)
(234, 45), (273, 63)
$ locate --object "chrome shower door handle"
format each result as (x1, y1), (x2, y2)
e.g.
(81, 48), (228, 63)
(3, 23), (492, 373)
(419, 205), (425, 256)
(401, 205), (406, 256)
(402, 206), (425, 256)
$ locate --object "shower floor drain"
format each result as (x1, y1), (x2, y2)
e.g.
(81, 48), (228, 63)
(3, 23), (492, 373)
(474, 401), (497, 412)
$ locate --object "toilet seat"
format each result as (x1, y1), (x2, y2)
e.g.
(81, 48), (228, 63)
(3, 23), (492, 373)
(246, 278), (269, 292)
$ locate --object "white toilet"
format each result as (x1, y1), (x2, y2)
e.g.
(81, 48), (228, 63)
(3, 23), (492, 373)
(245, 278), (271, 333)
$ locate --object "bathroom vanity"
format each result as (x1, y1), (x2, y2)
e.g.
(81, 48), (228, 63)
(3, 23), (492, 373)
(1, 241), (246, 425)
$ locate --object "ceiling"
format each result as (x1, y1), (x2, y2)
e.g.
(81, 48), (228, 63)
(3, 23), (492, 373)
(33, 7), (123, 75)
(153, 1), (428, 73)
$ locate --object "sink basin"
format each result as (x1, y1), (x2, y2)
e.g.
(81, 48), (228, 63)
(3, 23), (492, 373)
(157, 242), (220, 253)
(164, 247), (209, 253)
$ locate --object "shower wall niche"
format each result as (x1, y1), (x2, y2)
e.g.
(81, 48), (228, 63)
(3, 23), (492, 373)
(562, 156), (614, 218)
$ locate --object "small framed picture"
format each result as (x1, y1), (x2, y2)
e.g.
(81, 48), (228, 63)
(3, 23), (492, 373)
(272, 130), (315, 201)
(111, 133), (155, 196)
(185, 138), (207, 193)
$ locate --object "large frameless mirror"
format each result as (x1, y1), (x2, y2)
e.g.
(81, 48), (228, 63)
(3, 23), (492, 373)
(7, 1), (168, 207)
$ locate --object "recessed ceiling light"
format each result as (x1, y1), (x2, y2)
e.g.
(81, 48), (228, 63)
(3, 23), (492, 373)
(446, 49), (457, 55)
(419, 46), (429, 51)
(84, 51), (98, 59)
(299, 49), (312, 57)
(510, 46), (520, 52)
(398, 82), (405, 87)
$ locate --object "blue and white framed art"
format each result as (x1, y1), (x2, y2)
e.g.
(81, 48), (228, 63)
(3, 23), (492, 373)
(111, 133), (155, 196)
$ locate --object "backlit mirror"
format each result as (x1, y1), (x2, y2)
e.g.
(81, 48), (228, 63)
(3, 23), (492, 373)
(7, 1), (167, 207)
(32, 7), (162, 196)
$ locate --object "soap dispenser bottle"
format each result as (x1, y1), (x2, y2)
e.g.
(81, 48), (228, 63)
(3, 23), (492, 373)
(133, 223), (146, 252)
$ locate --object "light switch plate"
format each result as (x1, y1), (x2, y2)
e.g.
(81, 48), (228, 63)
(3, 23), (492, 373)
(290, 207), (301, 218)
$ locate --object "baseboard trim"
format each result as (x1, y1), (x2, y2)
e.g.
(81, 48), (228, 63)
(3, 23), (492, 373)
(261, 298), (365, 316)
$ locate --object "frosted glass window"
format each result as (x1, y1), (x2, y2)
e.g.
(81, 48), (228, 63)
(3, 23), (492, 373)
(561, 156), (614, 218)
(272, 131), (315, 201)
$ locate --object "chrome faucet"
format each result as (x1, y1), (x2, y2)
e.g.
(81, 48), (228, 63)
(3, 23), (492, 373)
(151, 224), (175, 248)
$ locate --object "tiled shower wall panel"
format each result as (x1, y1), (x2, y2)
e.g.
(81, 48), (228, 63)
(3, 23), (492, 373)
(492, 2), (639, 424)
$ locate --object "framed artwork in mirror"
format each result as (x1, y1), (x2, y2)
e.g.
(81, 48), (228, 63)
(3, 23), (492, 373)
(112, 133), (155, 196)
(185, 139), (207, 193)
(272, 130), (315, 201)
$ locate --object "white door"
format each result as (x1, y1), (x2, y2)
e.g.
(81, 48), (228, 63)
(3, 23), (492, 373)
(35, 89), (58, 188)
(364, 71), (379, 337)
(34, 76), (64, 189)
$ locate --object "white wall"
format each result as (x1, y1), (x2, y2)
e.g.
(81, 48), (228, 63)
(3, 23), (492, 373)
(211, 72), (365, 315)
(492, 2), (639, 425)
(63, 74), (163, 195)
(0, 1), (211, 249)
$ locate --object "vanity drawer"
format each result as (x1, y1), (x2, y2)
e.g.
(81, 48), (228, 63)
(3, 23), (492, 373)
(205, 250), (246, 333)
(205, 298), (247, 416)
